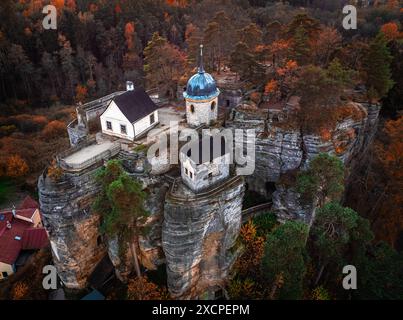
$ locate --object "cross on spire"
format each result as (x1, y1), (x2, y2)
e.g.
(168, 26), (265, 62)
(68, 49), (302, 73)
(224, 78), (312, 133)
(198, 44), (205, 74)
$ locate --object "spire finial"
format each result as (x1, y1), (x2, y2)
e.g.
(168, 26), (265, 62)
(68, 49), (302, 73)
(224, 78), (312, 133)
(198, 44), (204, 73)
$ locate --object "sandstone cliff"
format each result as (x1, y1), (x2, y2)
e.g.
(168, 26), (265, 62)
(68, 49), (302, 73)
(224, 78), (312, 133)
(38, 166), (106, 289)
(227, 101), (381, 222)
(163, 176), (245, 298)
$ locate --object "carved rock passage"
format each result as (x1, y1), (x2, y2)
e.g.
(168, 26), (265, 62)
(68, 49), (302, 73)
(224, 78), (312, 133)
(38, 167), (106, 289)
(163, 177), (245, 299)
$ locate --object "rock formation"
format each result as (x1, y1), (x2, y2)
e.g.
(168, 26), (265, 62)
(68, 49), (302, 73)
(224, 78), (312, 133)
(163, 176), (245, 298)
(38, 166), (106, 289)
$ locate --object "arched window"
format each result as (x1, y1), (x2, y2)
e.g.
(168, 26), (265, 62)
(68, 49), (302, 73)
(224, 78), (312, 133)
(211, 101), (216, 111)
(190, 105), (195, 113)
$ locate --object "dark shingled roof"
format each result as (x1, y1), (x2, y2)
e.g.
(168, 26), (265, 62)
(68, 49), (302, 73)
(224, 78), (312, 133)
(186, 136), (230, 164)
(112, 87), (159, 123)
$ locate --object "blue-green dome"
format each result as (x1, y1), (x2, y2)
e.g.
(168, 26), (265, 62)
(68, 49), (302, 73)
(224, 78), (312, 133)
(183, 71), (220, 100)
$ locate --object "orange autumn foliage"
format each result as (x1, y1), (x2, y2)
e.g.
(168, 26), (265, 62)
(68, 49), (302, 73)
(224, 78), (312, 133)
(42, 120), (66, 139)
(276, 60), (298, 77)
(127, 276), (168, 300)
(387, 0), (400, 9)
(125, 22), (136, 50)
(250, 92), (262, 104)
(380, 22), (402, 41)
(11, 281), (30, 300)
(51, 0), (65, 11)
(377, 117), (403, 180)
(47, 159), (63, 182)
(320, 128), (332, 141)
(264, 79), (278, 95)
(235, 221), (265, 277)
(75, 84), (88, 103)
(6, 154), (29, 178)
(165, 0), (188, 7)
(115, 4), (122, 14)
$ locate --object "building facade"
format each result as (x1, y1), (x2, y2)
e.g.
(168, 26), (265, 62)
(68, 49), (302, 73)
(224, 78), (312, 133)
(180, 136), (230, 193)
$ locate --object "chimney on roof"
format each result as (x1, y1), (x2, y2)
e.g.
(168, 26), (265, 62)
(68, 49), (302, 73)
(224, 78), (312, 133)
(126, 81), (134, 91)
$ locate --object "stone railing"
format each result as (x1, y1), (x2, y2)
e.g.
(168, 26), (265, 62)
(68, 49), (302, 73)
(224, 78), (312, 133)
(168, 175), (243, 202)
(80, 91), (125, 112)
(241, 202), (273, 223)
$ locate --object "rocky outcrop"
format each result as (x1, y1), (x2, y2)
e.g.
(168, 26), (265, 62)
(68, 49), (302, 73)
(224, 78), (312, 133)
(163, 176), (245, 299)
(38, 166), (106, 289)
(228, 102), (381, 222)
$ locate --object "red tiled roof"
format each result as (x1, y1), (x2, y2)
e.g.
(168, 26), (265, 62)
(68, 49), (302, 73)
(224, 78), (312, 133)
(18, 196), (39, 210)
(0, 211), (13, 231)
(0, 218), (31, 265)
(22, 228), (48, 250)
(0, 196), (46, 265)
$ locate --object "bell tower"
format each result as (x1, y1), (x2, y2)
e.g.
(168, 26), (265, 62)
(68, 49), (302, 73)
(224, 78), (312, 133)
(183, 45), (220, 127)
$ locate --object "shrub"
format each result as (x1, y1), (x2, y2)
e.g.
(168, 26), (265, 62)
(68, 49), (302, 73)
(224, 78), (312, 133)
(42, 120), (66, 139)
(47, 159), (63, 182)
(6, 154), (29, 178)
(252, 212), (278, 237)
(127, 276), (167, 300)
(11, 281), (29, 300)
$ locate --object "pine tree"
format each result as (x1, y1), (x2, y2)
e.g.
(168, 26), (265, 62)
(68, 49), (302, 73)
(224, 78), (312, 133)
(362, 33), (394, 101)
(262, 221), (308, 300)
(230, 42), (265, 84)
(291, 26), (310, 65)
(93, 160), (149, 278)
(203, 11), (237, 72)
(238, 23), (263, 51)
(144, 32), (186, 99)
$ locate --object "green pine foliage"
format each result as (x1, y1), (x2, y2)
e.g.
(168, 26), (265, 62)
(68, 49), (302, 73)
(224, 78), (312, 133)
(296, 153), (344, 206)
(362, 32), (394, 100)
(262, 221), (308, 299)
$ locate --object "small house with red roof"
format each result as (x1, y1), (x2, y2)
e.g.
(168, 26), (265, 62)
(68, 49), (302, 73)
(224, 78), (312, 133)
(0, 196), (48, 280)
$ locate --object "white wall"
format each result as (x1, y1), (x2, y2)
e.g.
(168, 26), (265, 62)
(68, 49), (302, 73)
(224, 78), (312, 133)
(100, 101), (134, 140)
(133, 110), (159, 138)
(185, 97), (218, 127)
(180, 152), (230, 193)
(101, 102), (159, 140)
(0, 262), (14, 279)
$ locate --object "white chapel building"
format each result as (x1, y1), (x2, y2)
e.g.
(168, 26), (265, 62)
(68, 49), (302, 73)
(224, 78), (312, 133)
(180, 135), (231, 193)
(100, 83), (159, 140)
